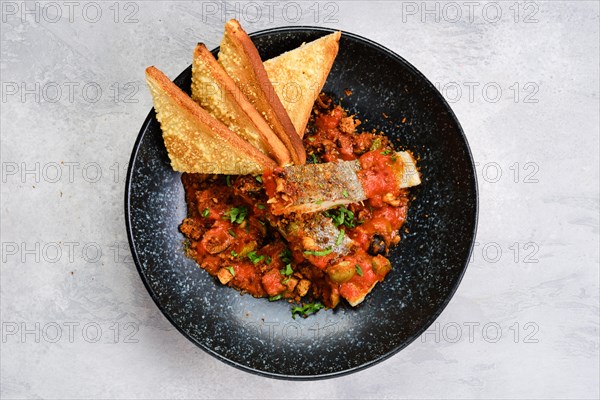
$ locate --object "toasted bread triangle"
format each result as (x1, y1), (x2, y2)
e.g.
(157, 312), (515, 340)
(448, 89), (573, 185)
(192, 43), (292, 166)
(264, 31), (341, 138)
(145, 66), (276, 175)
(218, 19), (306, 165)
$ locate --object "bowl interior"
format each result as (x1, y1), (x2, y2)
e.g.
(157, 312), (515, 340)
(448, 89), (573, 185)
(126, 27), (477, 379)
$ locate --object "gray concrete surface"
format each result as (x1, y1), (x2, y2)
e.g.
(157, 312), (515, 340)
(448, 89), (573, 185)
(1, 1), (599, 399)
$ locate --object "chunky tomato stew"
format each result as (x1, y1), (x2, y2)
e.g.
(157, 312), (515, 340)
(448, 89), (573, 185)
(180, 94), (414, 317)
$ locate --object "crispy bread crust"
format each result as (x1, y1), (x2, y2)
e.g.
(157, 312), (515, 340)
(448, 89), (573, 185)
(264, 31), (341, 138)
(220, 19), (306, 165)
(145, 66), (277, 174)
(192, 44), (292, 166)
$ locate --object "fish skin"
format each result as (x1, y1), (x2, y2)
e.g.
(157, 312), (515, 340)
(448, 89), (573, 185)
(267, 151), (420, 215)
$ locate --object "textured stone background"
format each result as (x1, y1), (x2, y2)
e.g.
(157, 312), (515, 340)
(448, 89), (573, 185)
(1, 1), (598, 399)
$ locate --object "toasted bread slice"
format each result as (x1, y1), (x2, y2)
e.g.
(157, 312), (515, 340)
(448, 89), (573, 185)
(218, 19), (306, 165)
(145, 66), (276, 175)
(264, 31), (341, 138)
(192, 43), (292, 166)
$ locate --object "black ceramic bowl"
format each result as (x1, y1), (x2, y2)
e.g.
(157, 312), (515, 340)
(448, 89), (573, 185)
(126, 27), (477, 379)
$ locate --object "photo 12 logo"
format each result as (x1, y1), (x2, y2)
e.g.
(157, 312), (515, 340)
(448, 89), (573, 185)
(1, 161), (131, 184)
(400, 1), (540, 24)
(1, 81), (140, 104)
(475, 161), (540, 184)
(2, 321), (140, 344)
(243, 319), (340, 340)
(1, 1), (140, 24)
(435, 82), (540, 104)
(1, 241), (133, 265)
(469, 241), (540, 265)
(421, 321), (540, 344)
(200, 1), (340, 24)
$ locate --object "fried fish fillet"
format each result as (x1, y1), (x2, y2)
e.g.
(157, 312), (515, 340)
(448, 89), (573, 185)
(266, 151), (420, 214)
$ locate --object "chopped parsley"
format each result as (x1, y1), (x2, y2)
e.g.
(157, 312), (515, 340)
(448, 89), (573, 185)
(310, 153), (318, 164)
(315, 199), (324, 205)
(227, 229), (236, 238)
(230, 250), (238, 257)
(247, 251), (265, 265)
(324, 206), (355, 228)
(265, 256), (272, 265)
(269, 294), (283, 301)
(355, 264), (363, 276)
(226, 175), (232, 187)
(381, 149), (392, 156)
(280, 263), (293, 276)
(304, 247), (333, 257)
(335, 229), (345, 246)
(202, 208), (210, 217)
(308, 137), (315, 142)
(224, 206), (248, 224)
(255, 175), (263, 183)
(342, 190), (349, 198)
(257, 204), (266, 210)
(292, 302), (324, 319)
(280, 248), (292, 264)
(226, 266), (235, 277)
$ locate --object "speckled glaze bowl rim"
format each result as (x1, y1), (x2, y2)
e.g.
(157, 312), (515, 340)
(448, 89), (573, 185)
(125, 25), (478, 380)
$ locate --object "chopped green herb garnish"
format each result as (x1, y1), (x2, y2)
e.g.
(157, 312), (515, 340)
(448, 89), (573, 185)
(304, 247), (333, 257)
(381, 149), (392, 156)
(391, 155), (398, 163)
(227, 229), (236, 238)
(280, 248), (292, 264)
(308, 137), (315, 142)
(224, 206), (248, 224)
(226, 266), (235, 276)
(336, 229), (345, 246)
(282, 277), (290, 285)
(269, 294), (283, 301)
(202, 208), (210, 217)
(257, 204), (266, 210)
(291, 302), (324, 319)
(247, 251), (265, 265)
(311, 153), (318, 164)
(183, 238), (191, 252)
(280, 263), (293, 276)
(324, 206), (355, 228)
(265, 256), (272, 265)
(230, 250), (238, 257)
(342, 190), (349, 198)
(226, 175), (232, 187)
(355, 264), (363, 276)
(255, 175), (263, 183)
(315, 199), (324, 205)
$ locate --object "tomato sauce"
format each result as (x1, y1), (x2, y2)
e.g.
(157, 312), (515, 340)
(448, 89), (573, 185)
(180, 93), (414, 311)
